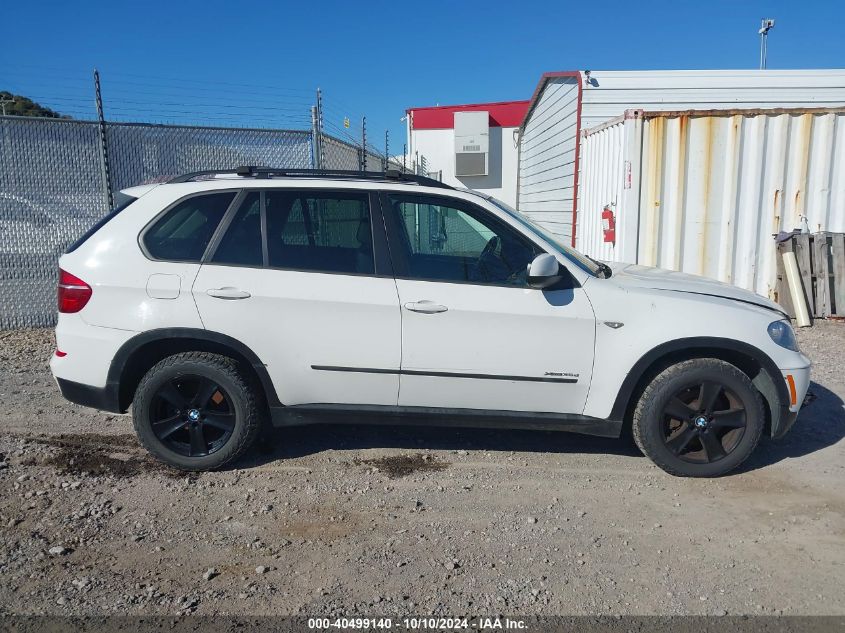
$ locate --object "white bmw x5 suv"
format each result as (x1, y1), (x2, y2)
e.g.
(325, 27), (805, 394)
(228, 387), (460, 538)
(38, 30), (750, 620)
(50, 167), (811, 477)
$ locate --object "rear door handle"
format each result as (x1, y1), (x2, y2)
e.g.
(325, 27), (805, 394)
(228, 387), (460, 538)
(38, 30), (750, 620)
(404, 300), (448, 314)
(207, 287), (251, 300)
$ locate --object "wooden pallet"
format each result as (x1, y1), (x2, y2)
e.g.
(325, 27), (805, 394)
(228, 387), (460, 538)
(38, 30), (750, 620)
(776, 232), (845, 319)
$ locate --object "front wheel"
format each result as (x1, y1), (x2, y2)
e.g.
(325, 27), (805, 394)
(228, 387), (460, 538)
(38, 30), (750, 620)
(632, 358), (765, 477)
(132, 352), (263, 471)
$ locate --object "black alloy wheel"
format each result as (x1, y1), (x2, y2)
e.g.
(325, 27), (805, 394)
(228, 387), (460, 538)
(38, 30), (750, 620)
(661, 381), (747, 464)
(150, 375), (236, 457)
(133, 352), (263, 471)
(631, 358), (765, 477)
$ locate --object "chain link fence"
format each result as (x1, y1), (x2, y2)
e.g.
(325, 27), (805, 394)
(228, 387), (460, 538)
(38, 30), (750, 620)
(0, 115), (428, 328)
(1, 117), (106, 328)
(106, 122), (313, 192)
(318, 127), (421, 174)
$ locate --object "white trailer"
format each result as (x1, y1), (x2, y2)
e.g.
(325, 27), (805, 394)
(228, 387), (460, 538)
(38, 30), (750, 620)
(517, 69), (845, 245)
(576, 107), (845, 300)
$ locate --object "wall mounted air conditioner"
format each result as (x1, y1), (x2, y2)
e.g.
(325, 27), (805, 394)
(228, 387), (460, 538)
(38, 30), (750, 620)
(454, 111), (489, 177)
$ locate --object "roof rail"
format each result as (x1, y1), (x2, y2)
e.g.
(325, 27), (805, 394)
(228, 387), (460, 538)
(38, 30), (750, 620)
(167, 166), (452, 189)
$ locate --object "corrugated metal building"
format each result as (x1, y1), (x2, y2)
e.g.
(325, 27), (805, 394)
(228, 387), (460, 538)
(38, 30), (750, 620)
(515, 73), (581, 240)
(577, 107), (845, 300)
(516, 69), (845, 244)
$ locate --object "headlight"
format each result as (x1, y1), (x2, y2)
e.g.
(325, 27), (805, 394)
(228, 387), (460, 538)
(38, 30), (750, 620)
(768, 320), (799, 352)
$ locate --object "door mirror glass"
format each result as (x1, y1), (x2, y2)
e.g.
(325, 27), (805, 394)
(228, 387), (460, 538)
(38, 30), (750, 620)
(527, 253), (563, 289)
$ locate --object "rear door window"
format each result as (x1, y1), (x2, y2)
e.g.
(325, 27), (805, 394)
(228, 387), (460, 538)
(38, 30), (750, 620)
(265, 190), (374, 274)
(143, 192), (235, 262)
(211, 192), (263, 267)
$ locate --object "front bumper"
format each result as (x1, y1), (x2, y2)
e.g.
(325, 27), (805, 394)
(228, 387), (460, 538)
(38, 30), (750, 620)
(771, 363), (811, 439)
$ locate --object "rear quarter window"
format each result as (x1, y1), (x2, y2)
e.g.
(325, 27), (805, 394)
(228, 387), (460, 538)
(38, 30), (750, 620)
(65, 193), (137, 254)
(143, 192), (236, 262)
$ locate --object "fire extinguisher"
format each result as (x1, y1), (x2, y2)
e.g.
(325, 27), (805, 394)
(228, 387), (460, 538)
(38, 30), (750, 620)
(601, 206), (616, 245)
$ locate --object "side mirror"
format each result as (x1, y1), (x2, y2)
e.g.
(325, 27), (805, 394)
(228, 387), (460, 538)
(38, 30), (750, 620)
(527, 253), (564, 289)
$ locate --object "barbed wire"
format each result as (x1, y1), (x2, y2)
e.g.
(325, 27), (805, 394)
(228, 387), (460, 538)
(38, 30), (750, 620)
(1, 66), (410, 165)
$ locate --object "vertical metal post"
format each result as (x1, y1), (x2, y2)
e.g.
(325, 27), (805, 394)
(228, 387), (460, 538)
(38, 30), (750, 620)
(759, 18), (775, 69)
(94, 69), (113, 209)
(384, 130), (389, 172)
(359, 116), (367, 171)
(315, 88), (325, 169)
(310, 106), (319, 169)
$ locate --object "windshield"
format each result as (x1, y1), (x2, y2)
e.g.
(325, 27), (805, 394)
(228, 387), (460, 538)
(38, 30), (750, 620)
(484, 196), (604, 277)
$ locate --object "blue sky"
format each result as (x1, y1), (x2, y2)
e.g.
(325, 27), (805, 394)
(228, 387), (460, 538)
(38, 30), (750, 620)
(1, 0), (843, 155)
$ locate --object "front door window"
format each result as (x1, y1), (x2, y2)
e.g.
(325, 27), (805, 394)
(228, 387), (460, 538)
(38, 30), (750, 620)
(385, 195), (542, 286)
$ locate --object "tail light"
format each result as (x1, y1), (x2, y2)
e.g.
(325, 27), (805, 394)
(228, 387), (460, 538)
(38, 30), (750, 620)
(58, 268), (92, 313)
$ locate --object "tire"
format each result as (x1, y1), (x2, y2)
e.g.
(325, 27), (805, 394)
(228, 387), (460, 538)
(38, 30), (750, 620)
(132, 352), (263, 471)
(632, 358), (765, 477)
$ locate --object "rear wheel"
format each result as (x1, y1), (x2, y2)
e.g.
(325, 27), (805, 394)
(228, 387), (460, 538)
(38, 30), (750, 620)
(632, 358), (765, 477)
(133, 352), (262, 471)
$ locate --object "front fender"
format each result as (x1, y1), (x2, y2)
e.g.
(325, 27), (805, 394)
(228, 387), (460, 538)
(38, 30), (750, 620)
(596, 337), (791, 437)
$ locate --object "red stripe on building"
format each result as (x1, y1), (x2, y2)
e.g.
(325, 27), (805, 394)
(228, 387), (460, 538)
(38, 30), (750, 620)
(408, 100), (530, 130)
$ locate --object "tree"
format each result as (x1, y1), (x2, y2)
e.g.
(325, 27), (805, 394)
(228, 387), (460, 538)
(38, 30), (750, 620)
(0, 91), (70, 118)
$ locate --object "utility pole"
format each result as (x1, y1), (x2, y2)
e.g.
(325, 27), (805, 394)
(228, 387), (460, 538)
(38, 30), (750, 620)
(759, 18), (775, 69)
(0, 95), (15, 116)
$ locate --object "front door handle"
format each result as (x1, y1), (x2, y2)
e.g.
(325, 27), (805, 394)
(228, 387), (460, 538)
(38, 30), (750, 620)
(207, 287), (251, 300)
(404, 300), (448, 314)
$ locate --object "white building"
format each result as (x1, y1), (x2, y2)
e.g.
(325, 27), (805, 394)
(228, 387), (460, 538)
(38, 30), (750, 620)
(405, 100), (529, 207)
(517, 69), (845, 244)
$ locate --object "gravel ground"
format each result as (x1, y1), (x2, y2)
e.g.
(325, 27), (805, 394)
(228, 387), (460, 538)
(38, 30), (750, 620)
(0, 323), (843, 617)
